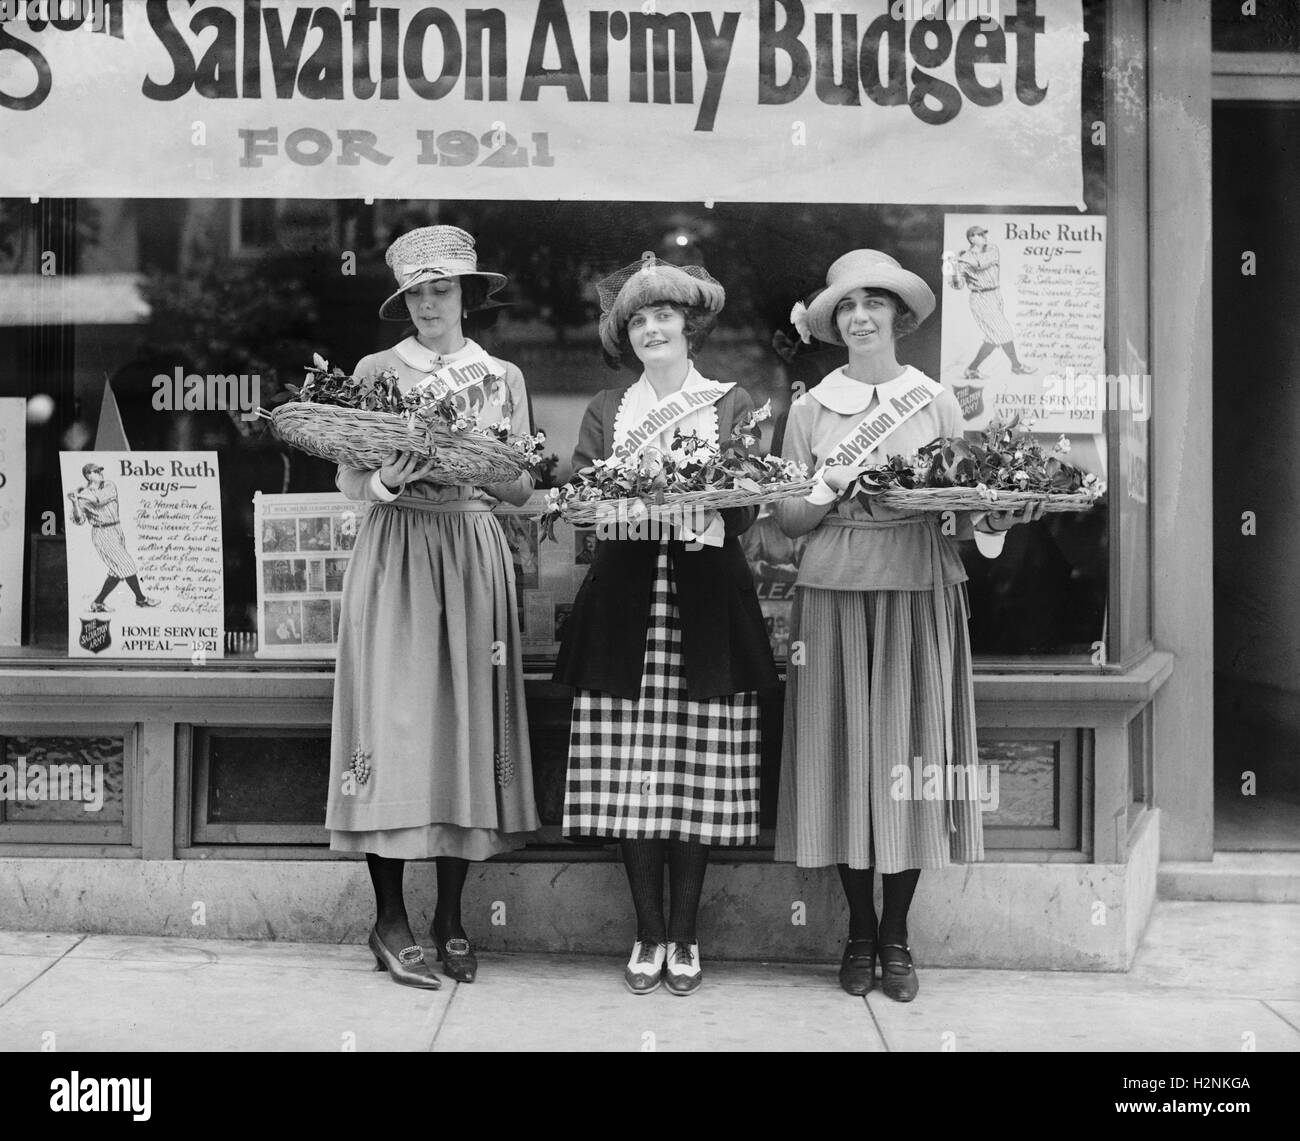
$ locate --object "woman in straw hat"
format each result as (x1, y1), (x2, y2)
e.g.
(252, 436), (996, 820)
(773, 249), (1043, 1001)
(325, 225), (539, 989)
(554, 255), (777, 996)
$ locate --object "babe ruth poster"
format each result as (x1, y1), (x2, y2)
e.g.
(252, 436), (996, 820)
(939, 213), (1107, 435)
(59, 452), (224, 659)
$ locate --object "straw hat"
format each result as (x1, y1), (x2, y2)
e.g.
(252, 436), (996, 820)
(801, 249), (935, 346)
(596, 253), (726, 357)
(378, 225), (507, 321)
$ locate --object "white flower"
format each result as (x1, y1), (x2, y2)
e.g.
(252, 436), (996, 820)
(1055, 434), (1071, 454)
(312, 352), (329, 371)
(1013, 470), (1030, 486)
(1014, 450), (1024, 461)
(789, 301), (812, 345)
(751, 399), (773, 424)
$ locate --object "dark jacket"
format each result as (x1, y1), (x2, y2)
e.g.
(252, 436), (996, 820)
(553, 383), (780, 700)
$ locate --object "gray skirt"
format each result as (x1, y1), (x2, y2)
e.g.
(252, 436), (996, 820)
(325, 498), (539, 859)
(774, 583), (985, 873)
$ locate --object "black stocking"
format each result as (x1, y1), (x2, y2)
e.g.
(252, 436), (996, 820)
(1000, 341), (1024, 368)
(968, 342), (996, 370)
(879, 869), (921, 947)
(93, 576), (120, 605)
(621, 839), (666, 943)
(836, 864), (878, 941)
(124, 575), (147, 602)
(433, 856), (469, 940)
(365, 853), (413, 945)
(666, 841), (710, 944)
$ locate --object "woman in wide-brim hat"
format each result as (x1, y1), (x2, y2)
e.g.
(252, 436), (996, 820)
(553, 255), (778, 997)
(773, 249), (1042, 1002)
(324, 224), (540, 990)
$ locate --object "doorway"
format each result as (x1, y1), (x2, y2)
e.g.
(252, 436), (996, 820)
(1212, 99), (1300, 850)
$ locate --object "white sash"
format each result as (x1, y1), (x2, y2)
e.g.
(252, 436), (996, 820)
(611, 380), (735, 463)
(824, 376), (945, 467)
(410, 343), (498, 400)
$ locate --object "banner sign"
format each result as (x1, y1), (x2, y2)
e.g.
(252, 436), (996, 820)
(253, 490), (356, 659)
(938, 211), (1106, 434)
(0, 398), (25, 646)
(60, 451), (225, 659)
(0, 0), (1084, 204)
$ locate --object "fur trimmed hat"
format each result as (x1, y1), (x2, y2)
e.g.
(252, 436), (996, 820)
(378, 225), (507, 321)
(596, 253), (726, 357)
(804, 249), (935, 346)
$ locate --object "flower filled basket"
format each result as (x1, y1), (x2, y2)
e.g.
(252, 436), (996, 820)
(845, 415), (1106, 514)
(265, 355), (544, 485)
(541, 401), (814, 539)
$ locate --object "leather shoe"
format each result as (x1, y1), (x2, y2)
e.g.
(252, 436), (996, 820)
(430, 927), (478, 983)
(879, 943), (919, 1002)
(624, 939), (666, 995)
(839, 938), (876, 996)
(368, 927), (441, 990)
(664, 941), (702, 996)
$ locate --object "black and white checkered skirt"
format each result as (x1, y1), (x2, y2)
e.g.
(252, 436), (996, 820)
(563, 540), (761, 846)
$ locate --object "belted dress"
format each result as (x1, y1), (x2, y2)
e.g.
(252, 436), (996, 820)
(772, 366), (986, 873)
(324, 337), (539, 860)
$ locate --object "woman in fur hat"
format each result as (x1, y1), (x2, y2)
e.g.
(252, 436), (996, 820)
(774, 249), (1042, 1002)
(554, 255), (778, 996)
(325, 225), (539, 990)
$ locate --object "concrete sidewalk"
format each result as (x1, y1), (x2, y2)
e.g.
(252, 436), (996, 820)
(0, 901), (1296, 1052)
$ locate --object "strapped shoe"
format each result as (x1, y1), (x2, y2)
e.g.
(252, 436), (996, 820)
(664, 941), (702, 996)
(878, 943), (919, 1003)
(624, 939), (666, 995)
(368, 926), (442, 990)
(839, 937), (877, 996)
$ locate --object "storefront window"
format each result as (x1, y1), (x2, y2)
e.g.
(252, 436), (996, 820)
(0, 0), (1148, 669)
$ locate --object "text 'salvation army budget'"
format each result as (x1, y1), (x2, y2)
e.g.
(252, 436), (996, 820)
(2, 1), (1051, 133)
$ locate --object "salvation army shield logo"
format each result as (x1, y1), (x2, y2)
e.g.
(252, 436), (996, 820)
(953, 384), (985, 421)
(79, 617), (112, 654)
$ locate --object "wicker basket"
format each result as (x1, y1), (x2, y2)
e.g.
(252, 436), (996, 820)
(269, 403), (530, 484)
(558, 478), (818, 528)
(871, 487), (1102, 514)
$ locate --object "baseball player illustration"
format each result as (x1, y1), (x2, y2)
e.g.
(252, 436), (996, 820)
(946, 225), (1035, 379)
(67, 463), (159, 612)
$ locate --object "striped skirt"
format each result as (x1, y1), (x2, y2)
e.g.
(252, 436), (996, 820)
(774, 584), (984, 873)
(564, 541), (761, 846)
(969, 288), (1016, 345)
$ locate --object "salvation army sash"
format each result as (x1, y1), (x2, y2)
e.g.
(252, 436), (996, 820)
(411, 343), (499, 400)
(824, 376), (945, 468)
(611, 380), (735, 463)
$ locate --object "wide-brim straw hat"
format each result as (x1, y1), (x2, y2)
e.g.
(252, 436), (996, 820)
(379, 225), (507, 321)
(804, 249), (935, 346)
(596, 253), (726, 357)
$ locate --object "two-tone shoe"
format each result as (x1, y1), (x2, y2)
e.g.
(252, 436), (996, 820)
(624, 939), (667, 995)
(664, 941), (702, 996)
